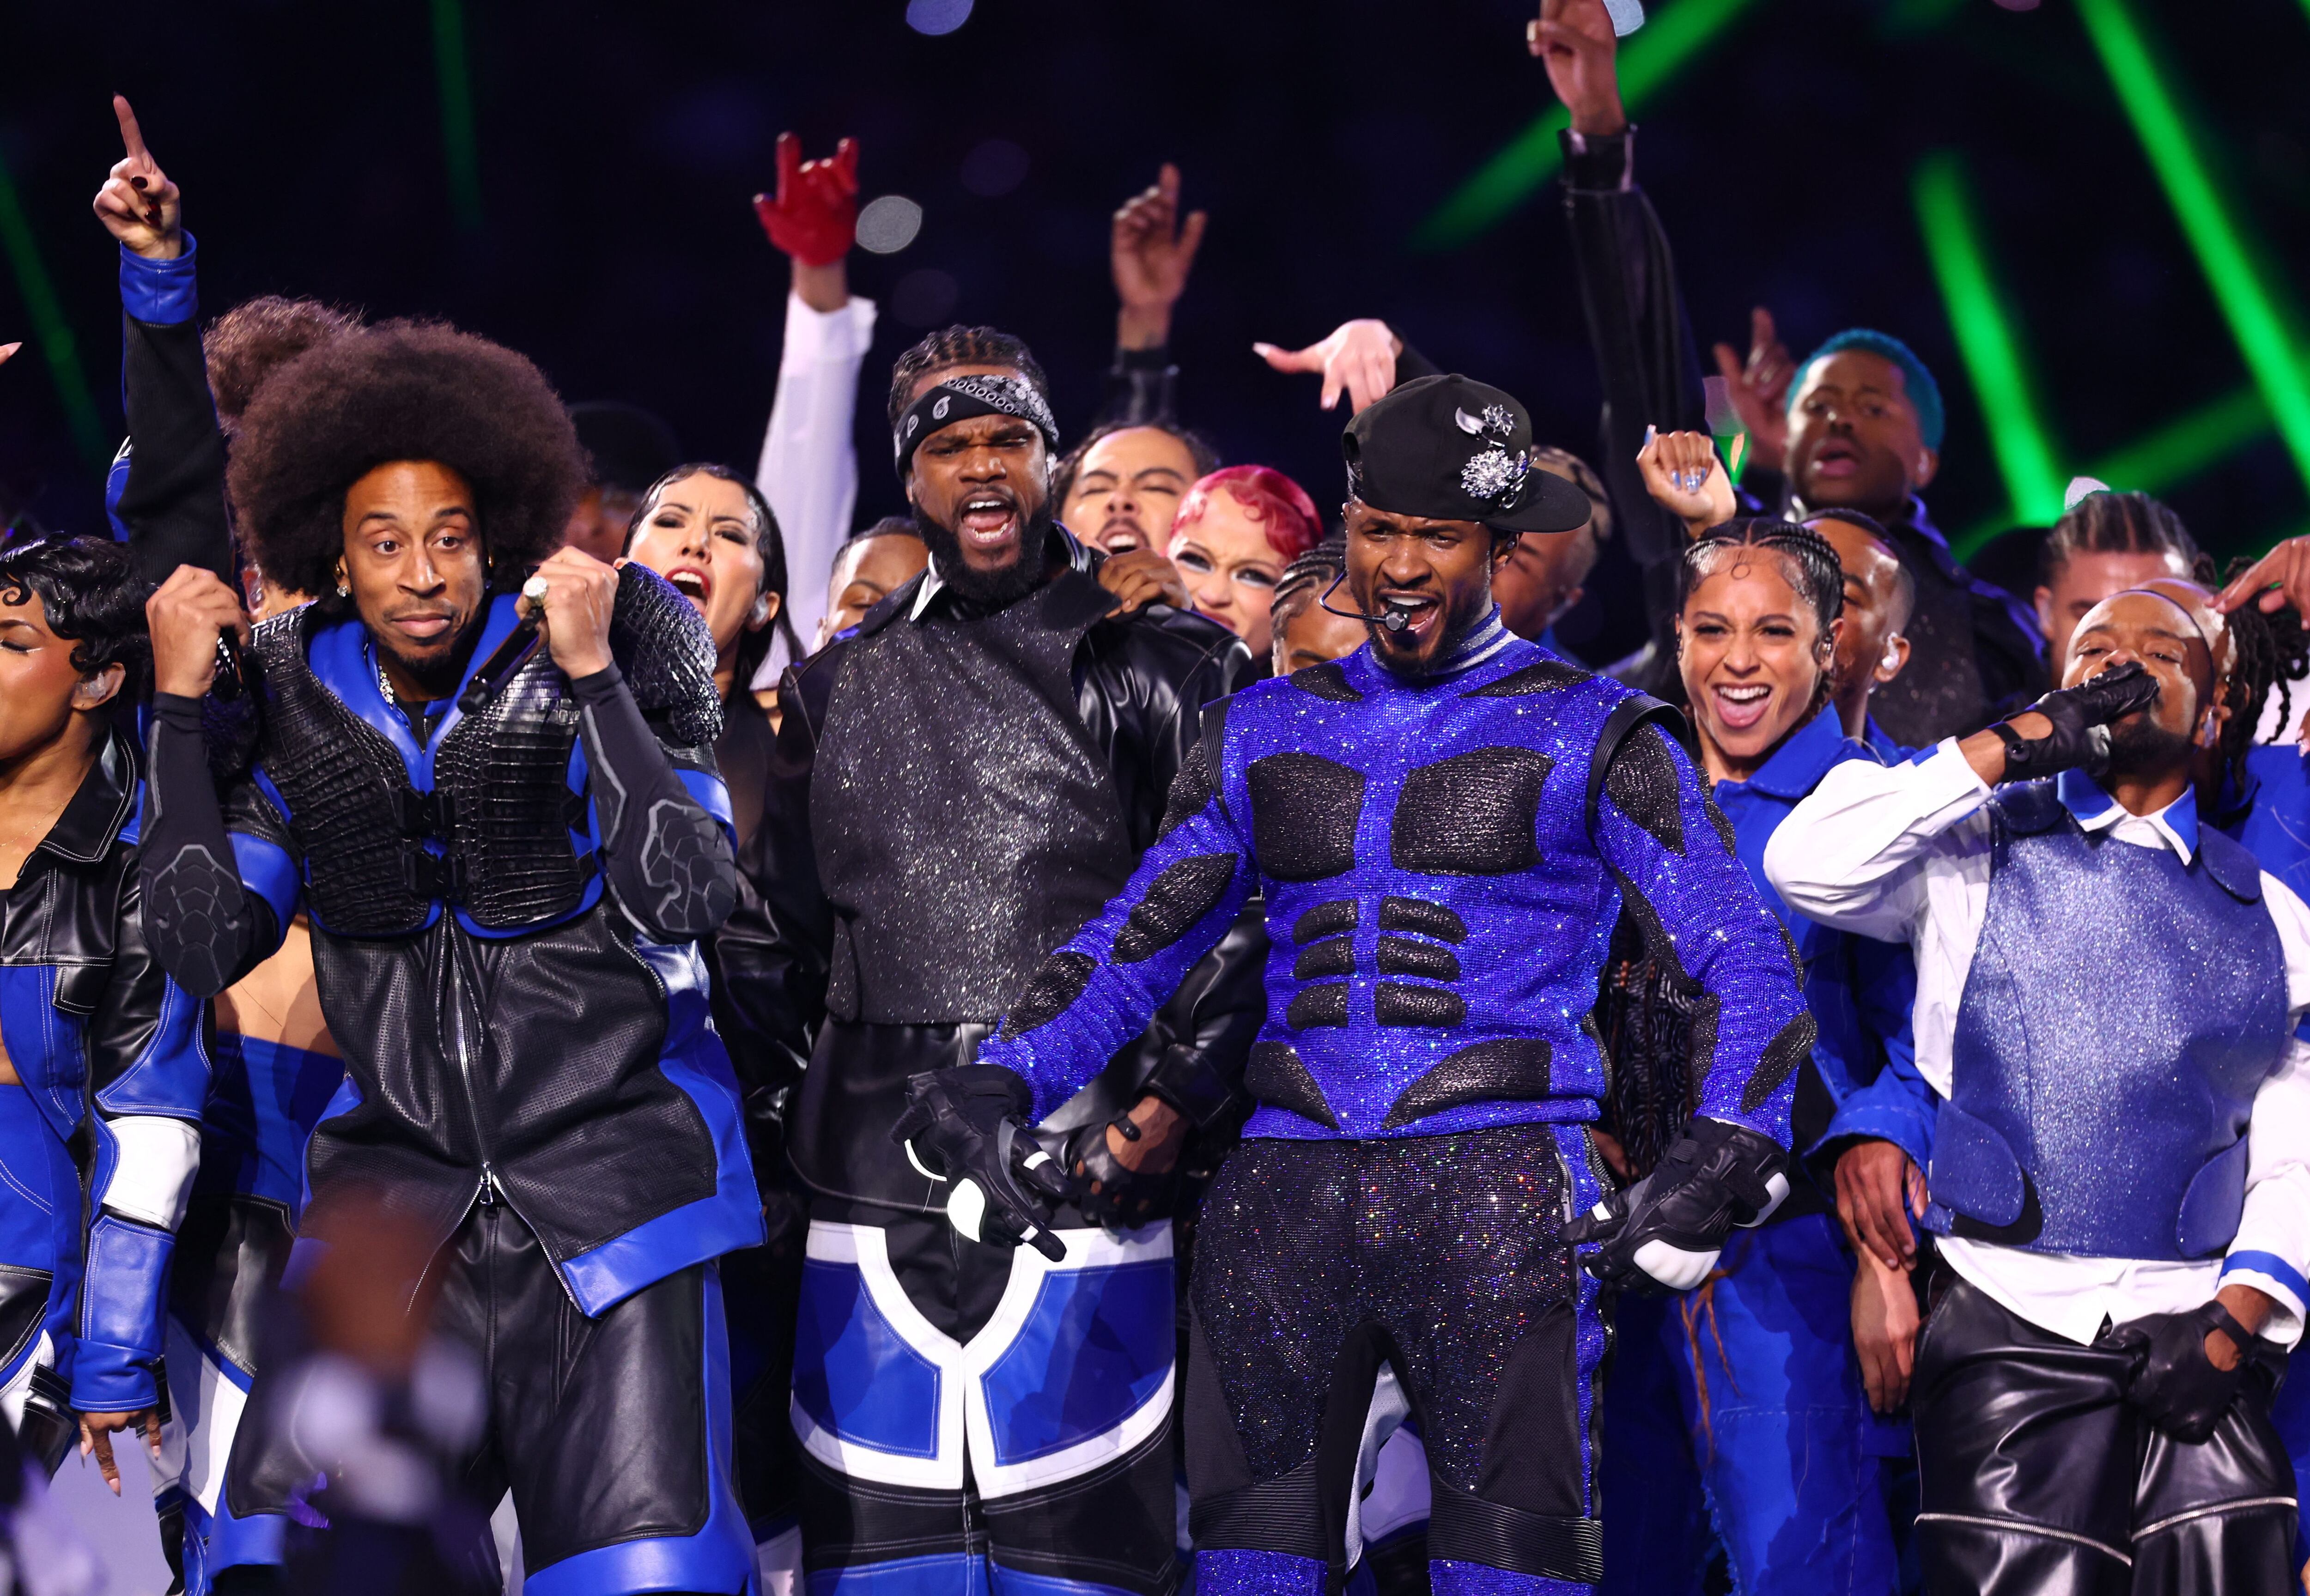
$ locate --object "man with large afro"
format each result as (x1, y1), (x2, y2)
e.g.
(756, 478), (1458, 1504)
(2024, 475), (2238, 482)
(137, 318), (766, 1596)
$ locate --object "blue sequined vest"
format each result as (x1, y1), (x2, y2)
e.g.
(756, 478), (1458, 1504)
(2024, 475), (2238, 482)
(1926, 781), (2289, 1260)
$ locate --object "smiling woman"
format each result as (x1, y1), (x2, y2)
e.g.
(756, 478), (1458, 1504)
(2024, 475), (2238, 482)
(1675, 519), (1845, 786)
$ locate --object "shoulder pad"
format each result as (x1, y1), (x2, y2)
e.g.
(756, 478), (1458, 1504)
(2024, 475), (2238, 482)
(611, 563), (722, 748)
(2199, 825), (2266, 904)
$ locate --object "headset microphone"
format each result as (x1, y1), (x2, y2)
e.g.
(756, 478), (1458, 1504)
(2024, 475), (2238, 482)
(1318, 571), (1413, 633)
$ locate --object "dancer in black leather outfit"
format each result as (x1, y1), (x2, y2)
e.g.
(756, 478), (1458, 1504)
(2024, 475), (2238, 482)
(135, 320), (760, 1596)
(715, 324), (1259, 1596)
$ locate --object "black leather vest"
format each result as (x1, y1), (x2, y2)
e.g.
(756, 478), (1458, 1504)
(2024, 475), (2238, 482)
(810, 570), (1139, 1025)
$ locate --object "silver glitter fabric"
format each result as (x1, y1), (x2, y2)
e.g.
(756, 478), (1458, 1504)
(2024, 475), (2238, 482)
(1933, 782), (2289, 1259)
(810, 571), (1137, 1023)
(1189, 1126), (1576, 1492)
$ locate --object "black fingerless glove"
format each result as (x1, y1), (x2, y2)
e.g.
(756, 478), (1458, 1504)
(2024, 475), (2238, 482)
(1062, 1114), (1182, 1228)
(2100, 1299), (2268, 1443)
(893, 1066), (1081, 1262)
(1565, 1117), (1790, 1295)
(1990, 660), (2159, 780)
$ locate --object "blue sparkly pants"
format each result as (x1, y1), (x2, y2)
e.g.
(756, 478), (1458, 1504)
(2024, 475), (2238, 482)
(1598, 1212), (1902, 1596)
(1185, 1124), (1608, 1596)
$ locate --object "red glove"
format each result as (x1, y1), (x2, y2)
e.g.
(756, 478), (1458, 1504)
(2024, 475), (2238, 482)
(753, 134), (858, 267)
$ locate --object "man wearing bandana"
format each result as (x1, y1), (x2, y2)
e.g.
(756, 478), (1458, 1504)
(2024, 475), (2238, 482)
(716, 326), (1259, 1596)
(906, 373), (1811, 1596)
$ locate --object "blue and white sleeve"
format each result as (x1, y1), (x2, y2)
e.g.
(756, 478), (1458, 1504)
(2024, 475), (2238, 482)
(73, 854), (210, 1414)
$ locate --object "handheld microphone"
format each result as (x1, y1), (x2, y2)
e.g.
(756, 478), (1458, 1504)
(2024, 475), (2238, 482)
(1318, 571), (1412, 634)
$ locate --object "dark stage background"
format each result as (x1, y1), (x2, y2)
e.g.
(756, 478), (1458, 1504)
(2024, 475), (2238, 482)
(3, 0), (2307, 662)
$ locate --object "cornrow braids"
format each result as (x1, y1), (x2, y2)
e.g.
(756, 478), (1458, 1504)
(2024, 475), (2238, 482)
(1679, 517), (1845, 632)
(2040, 490), (2202, 589)
(2212, 554), (2310, 825)
(886, 326), (1052, 432)
(1272, 532), (1347, 617)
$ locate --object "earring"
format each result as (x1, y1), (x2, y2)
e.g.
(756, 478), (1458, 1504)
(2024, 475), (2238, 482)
(750, 596), (772, 627)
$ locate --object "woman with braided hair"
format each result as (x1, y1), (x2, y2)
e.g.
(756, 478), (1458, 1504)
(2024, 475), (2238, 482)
(1265, 533), (1364, 678)
(1598, 516), (1920, 1596)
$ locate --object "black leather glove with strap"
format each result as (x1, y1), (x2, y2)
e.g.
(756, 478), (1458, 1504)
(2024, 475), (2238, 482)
(2100, 1299), (2270, 1443)
(1062, 1114), (1181, 1228)
(1990, 659), (2159, 780)
(1566, 1117), (1790, 1294)
(893, 1065), (1080, 1262)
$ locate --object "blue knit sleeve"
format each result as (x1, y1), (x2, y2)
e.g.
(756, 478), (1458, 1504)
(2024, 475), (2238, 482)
(1592, 722), (1810, 1149)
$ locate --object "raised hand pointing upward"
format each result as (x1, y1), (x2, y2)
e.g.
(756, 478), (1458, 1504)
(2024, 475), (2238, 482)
(92, 95), (182, 261)
(1112, 164), (1207, 352)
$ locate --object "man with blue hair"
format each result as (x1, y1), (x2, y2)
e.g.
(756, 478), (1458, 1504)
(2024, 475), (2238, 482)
(1535, 0), (2043, 748)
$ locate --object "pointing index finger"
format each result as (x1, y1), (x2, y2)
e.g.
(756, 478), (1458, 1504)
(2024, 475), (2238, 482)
(113, 95), (150, 164)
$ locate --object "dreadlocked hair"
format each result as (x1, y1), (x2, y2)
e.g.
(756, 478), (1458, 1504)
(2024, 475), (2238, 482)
(0, 532), (152, 692)
(225, 319), (584, 603)
(2210, 553), (2310, 824)
(623, 463), (800, 691)
(1272, 532), (1347, 618)
(886, 326), (1052, 431)
(2040, 489), (2202, 589)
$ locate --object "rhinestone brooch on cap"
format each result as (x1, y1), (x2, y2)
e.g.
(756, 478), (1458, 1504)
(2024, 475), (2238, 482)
(1461, 446), (1530, 505)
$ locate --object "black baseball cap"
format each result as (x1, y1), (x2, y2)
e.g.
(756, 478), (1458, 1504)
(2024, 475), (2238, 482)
(1343, 374), (1593, 535)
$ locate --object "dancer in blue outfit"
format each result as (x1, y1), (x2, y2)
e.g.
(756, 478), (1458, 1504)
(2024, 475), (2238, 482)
(1594, 516), (1919, 1596)
(1773, 577), (2310, 1594)
(901, 375), (1814, 1596)
(0, 534), (207, 1488)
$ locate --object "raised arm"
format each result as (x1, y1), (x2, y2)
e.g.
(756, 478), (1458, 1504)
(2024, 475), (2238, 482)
(754, 134), (875, 661)
(139, 567), (289, 997)
(1099, 164), (1206, 428)
(1538, 0), (1711, 577)
(1764, 661), (2159, 932)
(93, 95), (233, 585)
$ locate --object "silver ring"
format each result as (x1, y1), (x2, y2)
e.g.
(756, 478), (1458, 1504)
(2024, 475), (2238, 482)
(521, 575), (550, 602)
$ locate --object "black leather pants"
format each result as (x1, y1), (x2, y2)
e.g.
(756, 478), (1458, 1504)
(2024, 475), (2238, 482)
(1913, 1275), (2296, 1595)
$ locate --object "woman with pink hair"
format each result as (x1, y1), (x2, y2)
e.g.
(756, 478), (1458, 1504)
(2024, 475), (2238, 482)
(1165, 463), (1324, 661)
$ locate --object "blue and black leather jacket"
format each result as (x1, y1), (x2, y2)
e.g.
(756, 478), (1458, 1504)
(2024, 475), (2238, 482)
(138, 576), (760, 1317)
(0, 725), (208, 1415)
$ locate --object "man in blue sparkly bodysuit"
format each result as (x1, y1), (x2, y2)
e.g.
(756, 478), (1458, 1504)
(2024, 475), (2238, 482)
(895, 375), (1814, 1596)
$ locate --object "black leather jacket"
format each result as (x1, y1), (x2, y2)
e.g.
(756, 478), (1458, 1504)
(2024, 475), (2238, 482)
(0, 725), (207, 1416)
(713, 529), (1266, 1210)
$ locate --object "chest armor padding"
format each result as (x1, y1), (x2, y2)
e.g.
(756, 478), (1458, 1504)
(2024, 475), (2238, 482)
(429, 649), (585, 927)
(253, 611), (586, 936)
(810, 574), (1137, 1025)
(1390, 747), (1554, 875)
(251, 613), (436, 936)
(1247, 753), (1363, 880)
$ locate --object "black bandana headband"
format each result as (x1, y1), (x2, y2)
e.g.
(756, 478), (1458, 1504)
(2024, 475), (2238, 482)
(894, 375), (1062, 477)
